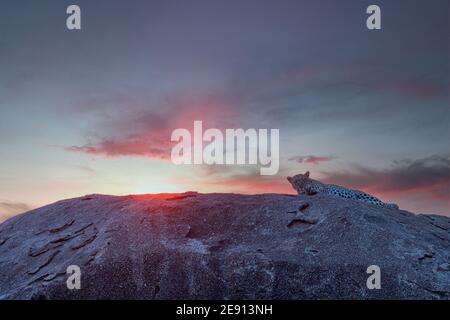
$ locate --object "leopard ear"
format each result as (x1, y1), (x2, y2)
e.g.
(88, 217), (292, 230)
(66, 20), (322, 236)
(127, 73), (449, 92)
(304, 171), (310, 178)
(287, 176), (292, 182)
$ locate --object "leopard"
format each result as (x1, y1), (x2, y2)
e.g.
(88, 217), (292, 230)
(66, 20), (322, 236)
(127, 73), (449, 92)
(287, 171), (399, 210)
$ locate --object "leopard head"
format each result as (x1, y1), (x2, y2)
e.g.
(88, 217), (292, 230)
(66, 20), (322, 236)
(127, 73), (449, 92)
(287, 171), (311, 194)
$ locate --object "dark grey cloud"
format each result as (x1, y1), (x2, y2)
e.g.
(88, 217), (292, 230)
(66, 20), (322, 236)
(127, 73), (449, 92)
(322, 155), (450, 198)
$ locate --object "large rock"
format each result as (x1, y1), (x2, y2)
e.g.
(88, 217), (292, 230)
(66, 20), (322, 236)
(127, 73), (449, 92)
(0, 192), (449, 299)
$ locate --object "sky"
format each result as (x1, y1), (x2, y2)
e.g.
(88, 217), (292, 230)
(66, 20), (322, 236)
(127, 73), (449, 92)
(0, 0), (449, 221)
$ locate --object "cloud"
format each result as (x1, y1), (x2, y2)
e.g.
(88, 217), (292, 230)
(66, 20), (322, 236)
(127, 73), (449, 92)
(321, 155), (450, 200)
(0, 201), (31, 223)
(67, 135), (171, 160)
(289, 155), (335, 165)
(65, 92), (239, 160)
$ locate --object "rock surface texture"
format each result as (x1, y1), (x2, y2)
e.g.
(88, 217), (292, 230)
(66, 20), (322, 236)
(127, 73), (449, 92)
(0, 192), (449, 299)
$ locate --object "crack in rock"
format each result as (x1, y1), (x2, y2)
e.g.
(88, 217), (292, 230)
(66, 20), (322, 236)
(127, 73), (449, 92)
(287, 216), (318, 228)
(73, 223), (94, 234)
(50, 232), (83, 244)
(43, 272), (66, 282)
(29, 242), (64, 257)
(83, 251), (99, 266)
(49, 220), (75, 233)
(299, 203), (310, 212)
(418, 253), (434, 261)
(0, 237), (10, 246)
(28, 273), (51, 286)
(27, 250), (60, 275)
(71, 234), (97, 250)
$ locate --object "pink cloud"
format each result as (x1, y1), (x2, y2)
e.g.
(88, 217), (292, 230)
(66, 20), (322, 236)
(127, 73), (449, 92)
(66, 93), (239, 160)
(289, 155), (335, 165)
